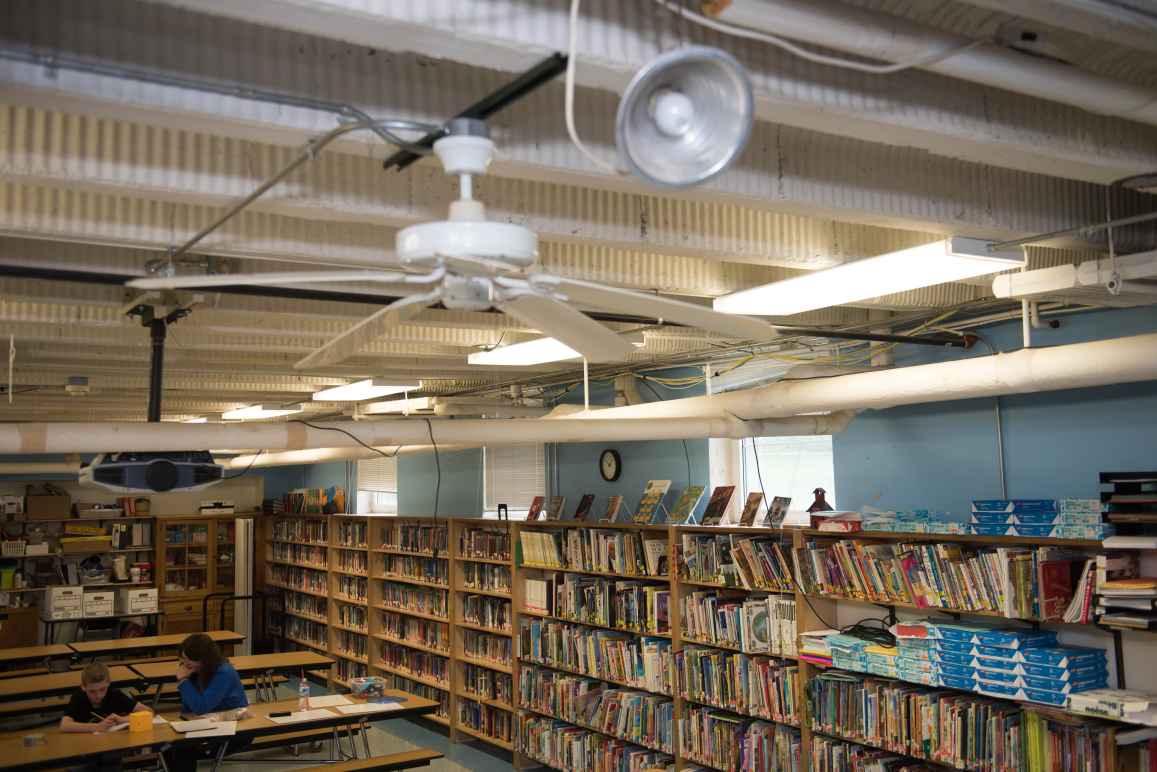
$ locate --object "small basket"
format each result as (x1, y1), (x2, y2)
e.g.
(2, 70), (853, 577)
(1, 540), (26, 557)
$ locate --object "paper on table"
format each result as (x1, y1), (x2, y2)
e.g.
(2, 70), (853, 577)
(171, 719), (217, 732)
(186, 721), (236, 739)
(267, 708), (337, 725)
(335, 703), (404, 715)
(304, 695), (353, 708)
(152, 715), (169, 725)
(105, 722), (130, 733)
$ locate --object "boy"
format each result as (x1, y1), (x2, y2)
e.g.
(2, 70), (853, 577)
(61, 662), (146, 733)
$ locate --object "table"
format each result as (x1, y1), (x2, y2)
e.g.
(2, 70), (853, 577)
(0, 665), (140, 703)
(41, 610), (163, 644)
(0, 691), (438, 771)
(132, 651), (334, 706)
(0, 644), (72, 669)
(69, 630), (244, 660)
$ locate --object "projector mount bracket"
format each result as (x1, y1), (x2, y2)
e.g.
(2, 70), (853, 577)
(126, 304), (191, 423)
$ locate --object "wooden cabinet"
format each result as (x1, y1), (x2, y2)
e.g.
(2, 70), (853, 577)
(157, 516), (237, 634)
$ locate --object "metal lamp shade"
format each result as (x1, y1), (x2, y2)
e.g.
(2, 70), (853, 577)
(615, 46), (754, 188)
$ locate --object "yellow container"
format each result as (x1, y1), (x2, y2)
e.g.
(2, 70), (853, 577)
(128, 710), (153, 733)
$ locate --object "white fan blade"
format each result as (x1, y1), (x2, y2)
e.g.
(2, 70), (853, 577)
(499, 293), (636, 363)
(531, 275), (779, 341)
(127, 270), (416, 290)
(294, 290), (439, 370)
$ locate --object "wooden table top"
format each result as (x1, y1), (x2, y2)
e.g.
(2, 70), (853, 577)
(69, 630), (244, 655)
(0, 665), (140, 702)
(0, 691), (437, 771)
(0, 645), (73, 665)
(130, 651), (334, 682)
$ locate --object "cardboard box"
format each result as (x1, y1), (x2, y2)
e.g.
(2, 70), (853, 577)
(44, 586), (84, 620)
(117, 587), (158, 615)
(25, 493), (71, 521)
(60, 536), (112, 554)
(83, 591), (116, 618)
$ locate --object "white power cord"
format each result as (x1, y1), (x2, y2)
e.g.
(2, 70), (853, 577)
(652, 0), (979, 75)
(566, 0), (625, 175)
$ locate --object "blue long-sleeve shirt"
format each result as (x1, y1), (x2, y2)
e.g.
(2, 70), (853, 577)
(179, 662), (249, 715)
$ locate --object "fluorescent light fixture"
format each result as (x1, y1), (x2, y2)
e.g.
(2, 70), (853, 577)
(222, 403), (304, 421)
(183, 417), (208, 424)
(713, 237), (1024, 316)
(312, 379), (420, 401)
(362, 396), (435, 415)
(468, 334), (645, 367)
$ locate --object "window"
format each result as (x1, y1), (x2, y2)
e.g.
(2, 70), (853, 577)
(741, 435), (835, 525)
(356, 456), (398, 515)
(483, 444), (545, 519)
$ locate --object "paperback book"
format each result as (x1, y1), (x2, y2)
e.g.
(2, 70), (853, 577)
(573, 494), (596, 522)
(632, 480), (671, 524)
(601, 495), (624, 523)
(698, 485), (735, 526)
(544, 496), (567, 521)
(764, 496), (791, 528)
(669, 485), (705, 524)
(526, 496), (545, 522)
(738, 493), (764, 526)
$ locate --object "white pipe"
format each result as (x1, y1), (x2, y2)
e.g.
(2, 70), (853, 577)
(0, 462), (81, 474)
(706, 0), (1157, 125)
(0, 415), (846, 455)
(4, 332), (1156, 454)
(217, 443), (477, 469)
(562, 331), (1157, 420)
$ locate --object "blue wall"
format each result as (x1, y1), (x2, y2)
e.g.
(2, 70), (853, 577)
(551, 368), (711, 521)
(399, 449), (483, 517)
(835, 306), (1157, 517)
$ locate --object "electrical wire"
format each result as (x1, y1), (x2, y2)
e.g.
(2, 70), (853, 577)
(423, 417), (441, 521)
(223, 449), (265, 480)
(653, 0), (981, 75)
(289, 419), (401, 460)
(566, 0), (624, 175)
(638, 379), (693, 488)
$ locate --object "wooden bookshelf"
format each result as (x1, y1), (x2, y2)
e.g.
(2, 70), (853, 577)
(258, 514), (1135, 771)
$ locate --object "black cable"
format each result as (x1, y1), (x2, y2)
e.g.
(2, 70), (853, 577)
(750, 436), (769, 520)
(289, 419), (400, 460)
(423, 417), (441, 528)
(223, 449), (264, 479)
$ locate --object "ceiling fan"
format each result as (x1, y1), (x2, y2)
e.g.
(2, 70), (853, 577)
(128, 118), (780, 371)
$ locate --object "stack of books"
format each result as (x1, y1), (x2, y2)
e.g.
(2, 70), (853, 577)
(1095, 551), (1157, 629)
(519, 617), (673, 694)
(891, 621), (1108, 706)
(681, 533), (792, 590)
(519, 716), (673, 771)
(676, 646), (798, 722)
(969, 498), (1110, 540)
(861, 509), (966, 535)
(678, 706), (800, 771)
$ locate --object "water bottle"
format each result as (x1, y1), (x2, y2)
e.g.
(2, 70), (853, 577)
(297, 674), (310, 711)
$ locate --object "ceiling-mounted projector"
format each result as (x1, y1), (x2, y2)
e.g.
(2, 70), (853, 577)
(80, 451), (224, 493)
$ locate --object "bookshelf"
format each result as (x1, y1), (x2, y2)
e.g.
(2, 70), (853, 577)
(260, 514), (1144, 771)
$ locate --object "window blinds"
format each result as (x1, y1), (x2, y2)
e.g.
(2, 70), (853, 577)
(484, 444), (545, 515)
(357, 455), (398, 493)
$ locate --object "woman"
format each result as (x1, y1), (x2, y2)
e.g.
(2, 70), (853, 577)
(164, 634), (249, 772)
(176, 633), (248, 715)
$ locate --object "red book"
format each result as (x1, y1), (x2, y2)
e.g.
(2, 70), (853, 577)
(1080, 566), (1095, 623)
(526, 496), (545, 522)
(1037, 559), (1074, 621)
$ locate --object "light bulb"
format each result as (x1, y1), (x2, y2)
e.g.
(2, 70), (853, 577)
(650, 90), (695, 138)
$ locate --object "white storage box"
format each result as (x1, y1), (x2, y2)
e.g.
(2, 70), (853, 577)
(44, 586), (84, 620)
(117, 587), (158, 615)
(83, 590), (116, 618)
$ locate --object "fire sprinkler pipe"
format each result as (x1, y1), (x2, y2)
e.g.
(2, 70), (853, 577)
(701, 0), (1157, 126)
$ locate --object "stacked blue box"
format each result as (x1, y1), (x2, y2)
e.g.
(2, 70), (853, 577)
(861, 509), (967, 534)
(969, 499), (1112, 539)
(827, 633), (870, 672)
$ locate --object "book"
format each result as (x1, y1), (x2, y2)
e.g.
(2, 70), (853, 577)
(1101, 577), (1157, 596)
(642, 538), (668, 577)
(764, 495), (791, 528)
(573, 494), (596, 522)
(737, 493), (763, 527)
(526, 496), (545, 522)
(1063, 559), (1095, 623)
(668, 485), (704, 524)
(545, 496), (567, 521)
(1104, 536), (1157, 549)
(698, 486), (735, 526)
(632, 480), (671, 524)
(1037, 556), (1074, 622)
(601, 495), (624, 523)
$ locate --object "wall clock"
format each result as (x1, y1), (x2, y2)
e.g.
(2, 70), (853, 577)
(599, 449), (622, 482)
